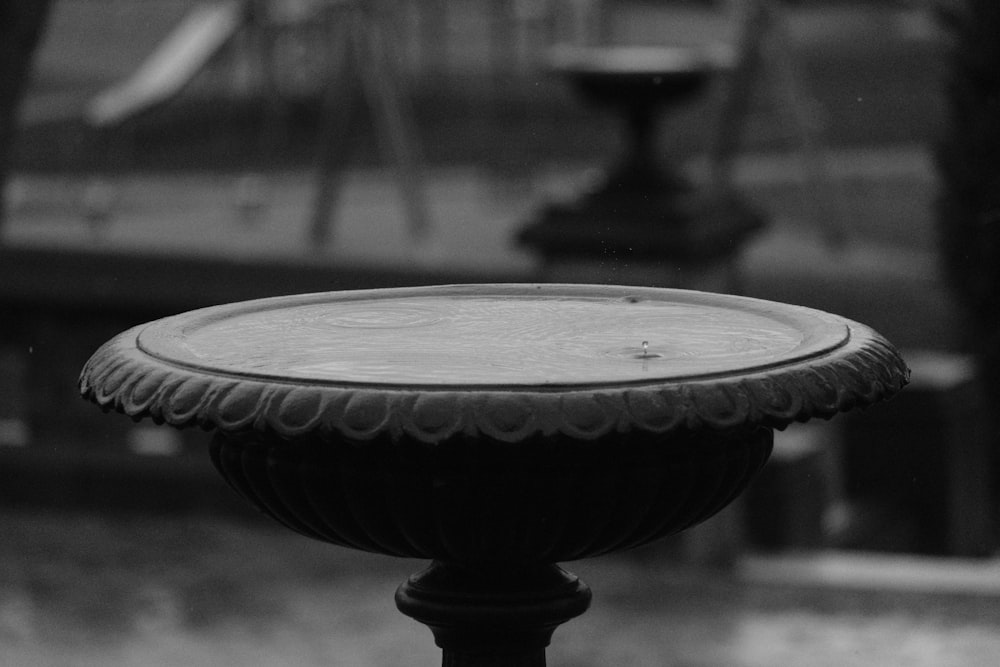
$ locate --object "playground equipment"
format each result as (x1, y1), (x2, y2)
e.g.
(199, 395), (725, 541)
(84, 0), (430, 245)
(86, 3), (245, 128)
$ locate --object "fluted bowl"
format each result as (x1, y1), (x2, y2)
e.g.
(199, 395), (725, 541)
(209, 425), (772, 565)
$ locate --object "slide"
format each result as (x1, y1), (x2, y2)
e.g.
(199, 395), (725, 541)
(85, 1), (244, 127)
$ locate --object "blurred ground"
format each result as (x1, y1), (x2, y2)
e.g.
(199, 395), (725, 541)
(4, 507), (1000, 667)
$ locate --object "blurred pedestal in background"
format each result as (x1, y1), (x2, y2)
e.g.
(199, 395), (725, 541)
(517, 152), (762, 295)
(518, 44), (763, 294)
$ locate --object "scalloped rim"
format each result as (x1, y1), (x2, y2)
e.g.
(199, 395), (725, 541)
(79, 287), (909, 444)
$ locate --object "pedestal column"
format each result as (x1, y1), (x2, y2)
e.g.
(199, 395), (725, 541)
(397, 561), (592, 667)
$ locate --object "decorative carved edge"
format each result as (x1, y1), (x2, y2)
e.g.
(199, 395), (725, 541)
(79, 321), (909, 445)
